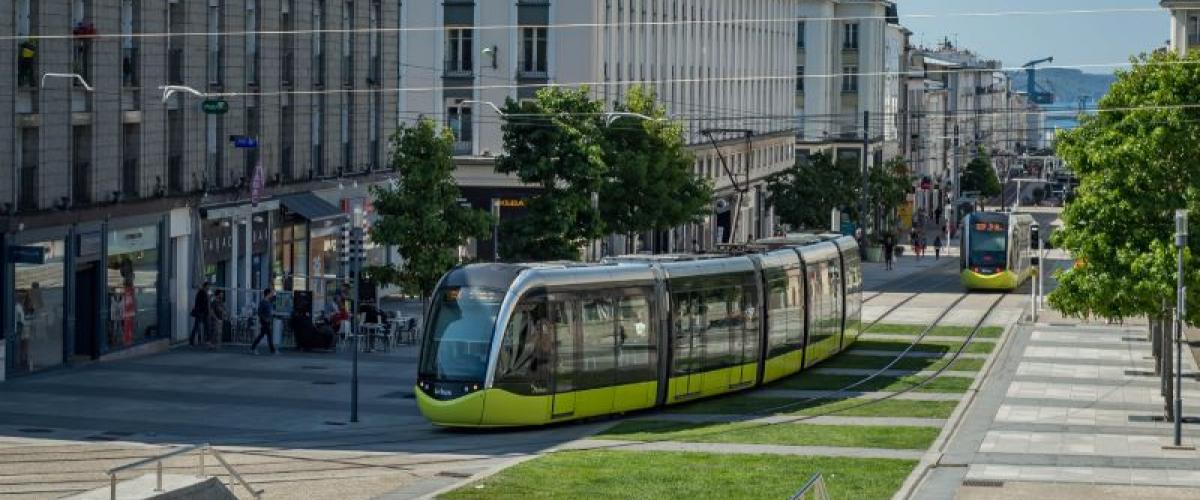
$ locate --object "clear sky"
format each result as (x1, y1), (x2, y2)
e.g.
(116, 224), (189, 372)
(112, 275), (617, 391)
(899, 0), (1168, 74)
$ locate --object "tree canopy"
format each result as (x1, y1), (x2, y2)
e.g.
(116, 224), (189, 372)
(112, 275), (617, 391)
(369, 118), (491, 297)
(495, 87), (608, 261)
(960, 148), (1002, 198)
(1049, 50), (1200, 322)
(766, 152), (861, 230)
(495, 86), (711, 260)
(600, 86), (713, 240)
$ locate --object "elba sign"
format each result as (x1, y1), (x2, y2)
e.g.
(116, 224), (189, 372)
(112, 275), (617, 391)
(229, 135), (259, 149)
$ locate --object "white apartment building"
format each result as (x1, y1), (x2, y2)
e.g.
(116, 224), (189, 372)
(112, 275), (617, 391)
(795, 0), (904, 168)
(401, 0), (799, 248)
(1163, 0), (1200, 55)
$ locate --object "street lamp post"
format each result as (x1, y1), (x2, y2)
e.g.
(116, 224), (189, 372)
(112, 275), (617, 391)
(1173, 209), (1188, 447)
(350, 204), (365, 423)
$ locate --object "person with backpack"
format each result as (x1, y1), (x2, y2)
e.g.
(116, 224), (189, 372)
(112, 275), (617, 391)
(250, 288), (277, 355)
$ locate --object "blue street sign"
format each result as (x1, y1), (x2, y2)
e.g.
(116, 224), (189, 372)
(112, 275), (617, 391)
(8, 245), (46, 265)
(229, 135), (259, 149)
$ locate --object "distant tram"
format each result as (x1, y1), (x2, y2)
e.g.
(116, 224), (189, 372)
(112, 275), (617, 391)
(415, 236), (862, 427)
(960, 211), (1035, 291)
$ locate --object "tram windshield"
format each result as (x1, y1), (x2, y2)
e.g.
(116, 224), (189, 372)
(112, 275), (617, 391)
(418, 286), (505, 382)
(968, 221), (1008, 268)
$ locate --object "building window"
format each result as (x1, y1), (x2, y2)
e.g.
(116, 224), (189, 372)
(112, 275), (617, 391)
(1191, 15), (1200, 45)
(521, 27), (548, 76)
(246, 0), (259, 85)
(16, 0), (38, 88)
(168, 110), (184, 194)
(796, 66), (804, 92)
(208, 0), (222, 86)
(73, 125), (92, 206)
(19, 128), (38, 210)
(72, 0), (94, 88)
(369, 0), (381, 84)
(797, 20), (805, 48)
(313, 0), (326, 85)
(447, 100), (472, 155)
(842, 65), (858, 92)
(312, 95), (325, 176)
(246, 106), (260, 180)
(369, 93), (380, 169)
(122, 124), (140, 198)
(167, 1), (184, 84)
(121, 0), (139, 86)
(445, 27), (473, 76)
(340, 98), (353, 171)
(206, 114), (224, 188)
(341, 0), (354, 86)
(281, 0), (294, 86)
(282, 104), (295, 179)
(843, 22), (859, 50)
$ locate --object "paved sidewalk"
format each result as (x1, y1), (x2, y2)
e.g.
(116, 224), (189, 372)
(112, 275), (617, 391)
(910, 315), (1200, 499)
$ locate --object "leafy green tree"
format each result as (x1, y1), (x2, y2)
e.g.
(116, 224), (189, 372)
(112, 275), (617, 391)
(369, 118), (491, 297)
(1050, 50), (1200, 322)
(767, 152), (861, 230)
(600, 86), (713, 246)
(869, 157), (911, 234)
(960, 148), (1002, 198)
(495, 87), (608, 261)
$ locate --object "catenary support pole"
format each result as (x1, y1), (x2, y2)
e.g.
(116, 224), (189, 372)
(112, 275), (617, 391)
(861, 111), (870, 239)
(1174, 209), (1187, 446)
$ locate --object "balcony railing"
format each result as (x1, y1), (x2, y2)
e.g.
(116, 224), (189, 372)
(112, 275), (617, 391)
(517, 63), (548, 79)
(444, 58), (473, 78)
(452, 141), (472, 156)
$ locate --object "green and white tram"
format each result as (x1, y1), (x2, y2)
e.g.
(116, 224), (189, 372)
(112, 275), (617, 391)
(960, 211), (1035, 291)
(415, 236), (862, 427)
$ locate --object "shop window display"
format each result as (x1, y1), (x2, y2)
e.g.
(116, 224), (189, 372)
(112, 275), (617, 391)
(106, 226), (160, 350)
(13, 240), (66, 374)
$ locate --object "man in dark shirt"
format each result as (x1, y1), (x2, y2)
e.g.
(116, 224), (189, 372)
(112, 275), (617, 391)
(250, 288), (277, 355)
(189, 282), (210, 346)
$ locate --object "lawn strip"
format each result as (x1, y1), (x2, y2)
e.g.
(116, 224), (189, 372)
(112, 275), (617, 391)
(439, 450), (916, 500)
(823, 353), (985, 372)
(668, 394), (959, 419)
(866, 323), (1004, 338)
(776, 374), (973, 393)
(597, 421), (939, 450)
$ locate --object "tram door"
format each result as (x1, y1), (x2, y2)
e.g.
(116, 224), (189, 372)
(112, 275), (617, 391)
(672, 291), (703, 400)
(550, 299), (578, 419)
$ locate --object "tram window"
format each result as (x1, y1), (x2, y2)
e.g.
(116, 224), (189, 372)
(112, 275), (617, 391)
(788, 268), (806, 349)
(671, 291), (695, 376)
(740, 283), (760, 365)
(704, 287), (734, 370)
(551, 300), (579, 394)
(494, 300), (550, 395)
(767, 276), (790, 356)
(578, 297), (617, 390)
(617, 293), (655, 383)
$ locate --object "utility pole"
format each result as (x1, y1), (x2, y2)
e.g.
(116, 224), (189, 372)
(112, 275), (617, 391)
(953, 123), (961, 201)
(861, 110), (870, 237)
(349, 204), (365, 423)
(1172, 210), (1189, 448)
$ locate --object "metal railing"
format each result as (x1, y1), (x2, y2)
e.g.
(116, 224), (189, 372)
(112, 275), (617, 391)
(789, 472), (830, 500)
(107, 444), (262, 500)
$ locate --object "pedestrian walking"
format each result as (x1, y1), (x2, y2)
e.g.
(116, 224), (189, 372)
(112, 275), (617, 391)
(189, 282), (210, 346)
(934, 236), (943, 260)
(918, 235), (927, 260)
(209, 290), (228, 350)
(884, 234), (895, 271)
(250, 287), (277, 355)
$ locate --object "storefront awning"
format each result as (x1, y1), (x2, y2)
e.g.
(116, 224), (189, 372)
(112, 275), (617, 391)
(280, 193), (344, 222)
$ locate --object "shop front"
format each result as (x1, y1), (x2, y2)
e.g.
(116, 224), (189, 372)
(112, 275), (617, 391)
(4, 215), (169, 379)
